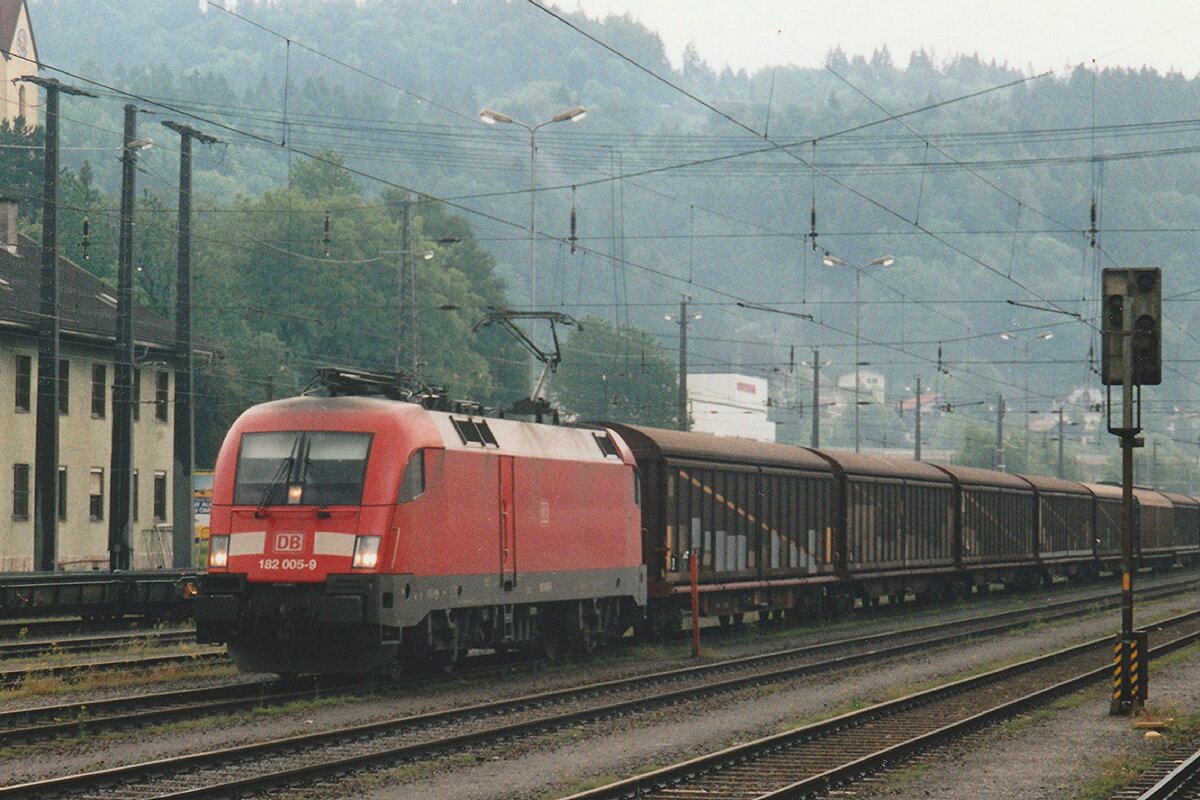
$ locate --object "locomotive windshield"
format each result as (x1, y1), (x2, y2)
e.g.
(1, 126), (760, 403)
(233, 431), (373, 506)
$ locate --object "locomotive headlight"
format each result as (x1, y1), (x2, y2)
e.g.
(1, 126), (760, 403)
(209, 535), (230, 568)
(352, 536), (381, 569)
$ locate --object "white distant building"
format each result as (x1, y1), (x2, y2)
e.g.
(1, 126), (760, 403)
(836, 368), (886, 405)
(688, 373), (776, 442)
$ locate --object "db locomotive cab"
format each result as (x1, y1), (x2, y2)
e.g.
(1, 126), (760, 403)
(197, 397), (438, 674)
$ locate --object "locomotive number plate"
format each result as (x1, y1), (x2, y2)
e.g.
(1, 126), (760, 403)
(259, 558), (318, 571)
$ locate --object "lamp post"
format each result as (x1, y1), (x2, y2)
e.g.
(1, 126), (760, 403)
(823, 253), (895, 452)
(1000, 330), (1053, 468)
(162, 120), (219, 569)
(479, 105), (587, 392)
(109, 104), (153, 572)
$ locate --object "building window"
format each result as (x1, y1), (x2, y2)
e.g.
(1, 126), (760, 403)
(57, 466), (67, 521)
(155, 371), (169, 422)
(91, 364), (106, 418)
(14, 355), (30, 412)
(58, 359), (68, 415)
(153, 471), (167, 521)
(132, 469), (139, 522)
(89, 468), (104, 521)
(132, 368), (141, 421)
(12, 464), (29, 520)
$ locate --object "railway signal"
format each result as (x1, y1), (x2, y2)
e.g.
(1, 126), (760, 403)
(1102, 267), (1162, 716)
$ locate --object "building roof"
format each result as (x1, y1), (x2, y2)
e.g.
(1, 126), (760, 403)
(0, 233), (182, 352)
(0, 1), (36, 66)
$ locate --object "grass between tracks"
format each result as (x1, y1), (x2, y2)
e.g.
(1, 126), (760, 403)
(3, 653), (235, 700)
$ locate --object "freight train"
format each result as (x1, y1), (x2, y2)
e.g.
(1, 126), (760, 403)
(195, 379), (1199, 676)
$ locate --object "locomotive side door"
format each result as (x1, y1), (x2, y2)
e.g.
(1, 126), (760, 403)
(499, 455), (517, 590)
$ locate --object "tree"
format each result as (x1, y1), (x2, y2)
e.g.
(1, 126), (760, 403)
(289, 151), (362, 200)
(553, 317), (677, 427)
(0, 118), (43, 216)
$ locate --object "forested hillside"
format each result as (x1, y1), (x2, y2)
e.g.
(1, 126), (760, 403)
(18, 0), (1200, 481)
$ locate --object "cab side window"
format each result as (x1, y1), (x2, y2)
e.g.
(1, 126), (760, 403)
(398, 449), (425, 503)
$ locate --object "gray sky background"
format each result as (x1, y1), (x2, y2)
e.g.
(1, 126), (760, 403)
(568, 1), (1200, 77)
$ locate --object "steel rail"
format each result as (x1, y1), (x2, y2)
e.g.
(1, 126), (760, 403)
(0, 618), (167, 640)
(1, 583), (1196, 798)
(0, 629), (196, 659)
(1138, 747), (1200, 799)
(0, 647), (226, 686)
(2, 576), (1190, 745)
(562, 613), (1200, 800)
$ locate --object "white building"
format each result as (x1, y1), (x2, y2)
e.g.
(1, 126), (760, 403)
(688, 373), (776, 442)
(836, 368), (886, 405)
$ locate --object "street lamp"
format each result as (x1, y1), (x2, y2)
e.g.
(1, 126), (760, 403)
(999, 330), (1053, 466)
(479, 105), (587, 392)
(823, 253), (895, 452)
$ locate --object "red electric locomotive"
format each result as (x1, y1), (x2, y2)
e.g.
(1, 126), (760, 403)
(196, 388), (645, 675)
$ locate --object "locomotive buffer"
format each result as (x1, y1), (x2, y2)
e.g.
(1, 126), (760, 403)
(1102, 267), (1161, 716)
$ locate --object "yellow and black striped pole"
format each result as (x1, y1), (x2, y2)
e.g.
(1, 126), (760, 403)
(1111, 630), (1148, 715)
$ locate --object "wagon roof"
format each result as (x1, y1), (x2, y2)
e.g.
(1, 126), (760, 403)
(806, 450), (952, 483)
(1132, 487), (1173, 508)
(600, 423), (831, 471)
(1082, 482), (1124, 500)
(1014, 473), (1091, 495)
(1160, 491), (1199, 508)
(926, 462), (1032, 489)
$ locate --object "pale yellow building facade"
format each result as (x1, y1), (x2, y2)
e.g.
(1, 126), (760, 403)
(0, 226), (182, 570)
(0, 1), (38, 128)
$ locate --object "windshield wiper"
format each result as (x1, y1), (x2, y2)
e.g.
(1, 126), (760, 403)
(301, 448), (331, 516)
(255, 436), (301, 517)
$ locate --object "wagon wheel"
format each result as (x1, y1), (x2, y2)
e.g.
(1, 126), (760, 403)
(382, 651), (411, 682)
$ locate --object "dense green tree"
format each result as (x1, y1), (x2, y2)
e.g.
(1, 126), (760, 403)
(553, 316), (677, 427)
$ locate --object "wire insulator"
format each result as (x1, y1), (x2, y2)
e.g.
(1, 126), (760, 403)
(569, 185), (577, 254)
(809, 201), (818, 251)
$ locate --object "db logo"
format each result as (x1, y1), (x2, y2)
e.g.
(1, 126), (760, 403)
(274, 532), (304, 552)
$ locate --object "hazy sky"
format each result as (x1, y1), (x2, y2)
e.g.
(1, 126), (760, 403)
(568, 1), (1200, 77)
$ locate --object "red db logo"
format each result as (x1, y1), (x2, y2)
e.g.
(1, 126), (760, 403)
(275, 532), (303, 552)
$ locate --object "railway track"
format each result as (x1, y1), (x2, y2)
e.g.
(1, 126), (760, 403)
(1137, 748), (1200, 800)
(0, 628), (196, 660)
(1, 575), (1192, 746)
(562, 614), (1200, 800)
(1109, 745), (1200, 800)
(0, 617), (167, 641)
(1, 579), (1195, 798)
(0, 646), (226, 687)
